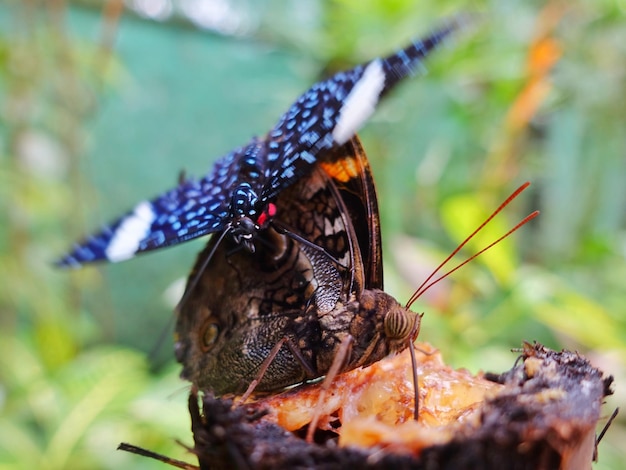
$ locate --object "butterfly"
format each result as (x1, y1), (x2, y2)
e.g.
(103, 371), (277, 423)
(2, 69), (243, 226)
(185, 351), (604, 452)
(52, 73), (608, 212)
(173, 136), (417, 395)
(56, 17), (465, 267)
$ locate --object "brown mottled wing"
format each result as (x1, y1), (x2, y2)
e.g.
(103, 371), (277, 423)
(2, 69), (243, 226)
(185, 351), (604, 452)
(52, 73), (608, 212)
(319, 136), (383, 290)
(174, 137), (377, 395)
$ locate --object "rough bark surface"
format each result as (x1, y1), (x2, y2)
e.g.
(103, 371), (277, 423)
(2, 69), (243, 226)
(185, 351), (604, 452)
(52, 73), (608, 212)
(182, 342), (613, 470)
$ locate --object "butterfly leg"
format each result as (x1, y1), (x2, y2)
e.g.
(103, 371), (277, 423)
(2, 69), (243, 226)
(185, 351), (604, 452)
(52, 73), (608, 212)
(305, 335), (354, 443)
(177, 169), (187, 185)
(415, 345), (439, 356)
(117, 443), (197, 469)
(236, 337), (318, 405)
(594, 407), (619, 461)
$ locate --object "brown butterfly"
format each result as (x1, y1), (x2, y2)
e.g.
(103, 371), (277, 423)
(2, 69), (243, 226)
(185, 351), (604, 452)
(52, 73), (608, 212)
(174, 136), (420, 397)
(174, 124), (539, 404)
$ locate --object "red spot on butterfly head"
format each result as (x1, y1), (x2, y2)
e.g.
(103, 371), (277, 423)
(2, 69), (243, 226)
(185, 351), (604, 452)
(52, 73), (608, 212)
(256, 203), (277, 227)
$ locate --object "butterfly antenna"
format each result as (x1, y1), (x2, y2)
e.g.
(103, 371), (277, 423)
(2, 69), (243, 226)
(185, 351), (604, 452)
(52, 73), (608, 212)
(405, 182), (538, 309)
(271, 220), (347, 268)
(148, 313), (176, 365)
(175, 229), (231, 313)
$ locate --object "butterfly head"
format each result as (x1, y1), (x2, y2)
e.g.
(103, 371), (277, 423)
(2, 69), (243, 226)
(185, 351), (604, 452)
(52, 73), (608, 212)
(382, 298), (422, 354)
(229, 182), (277, 252)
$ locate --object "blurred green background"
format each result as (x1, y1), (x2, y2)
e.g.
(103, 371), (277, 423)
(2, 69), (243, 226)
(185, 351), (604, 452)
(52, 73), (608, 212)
(1, 0), (624, 468)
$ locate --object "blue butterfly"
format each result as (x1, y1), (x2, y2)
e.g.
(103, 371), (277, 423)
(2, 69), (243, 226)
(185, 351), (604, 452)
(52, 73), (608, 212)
(57, 17), (465, 267)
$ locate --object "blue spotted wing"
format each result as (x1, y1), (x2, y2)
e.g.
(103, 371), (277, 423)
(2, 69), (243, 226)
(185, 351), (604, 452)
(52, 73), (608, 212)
(57, 148), (242, 265)
(260, 16), (464, 201)
(57, 17), (465, 267)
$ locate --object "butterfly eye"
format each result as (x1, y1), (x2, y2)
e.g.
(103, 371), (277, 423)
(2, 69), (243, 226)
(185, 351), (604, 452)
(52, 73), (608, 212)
(200, 320), (220, 351)
(384, 306), (418, 341)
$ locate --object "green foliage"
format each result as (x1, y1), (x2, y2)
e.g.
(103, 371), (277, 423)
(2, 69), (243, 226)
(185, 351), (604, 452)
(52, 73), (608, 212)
(0, 5), (190, 469)
(0, 338), (189, 470)
(0, 1), (624, 469)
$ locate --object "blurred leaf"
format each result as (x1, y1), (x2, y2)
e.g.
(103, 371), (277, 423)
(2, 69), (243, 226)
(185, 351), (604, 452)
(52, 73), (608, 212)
(517, 269), (626, 351)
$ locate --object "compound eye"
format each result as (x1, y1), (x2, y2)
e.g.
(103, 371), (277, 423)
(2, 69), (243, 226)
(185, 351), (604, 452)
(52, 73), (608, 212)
(384, 307), (414, 341)
(200, 320), (220, 351)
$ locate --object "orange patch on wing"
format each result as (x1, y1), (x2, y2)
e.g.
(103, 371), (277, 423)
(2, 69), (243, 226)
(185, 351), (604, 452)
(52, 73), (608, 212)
(320, 157), (360, 183)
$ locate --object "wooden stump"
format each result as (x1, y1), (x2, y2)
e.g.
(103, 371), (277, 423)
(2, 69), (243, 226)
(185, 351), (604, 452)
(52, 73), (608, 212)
(184, 342), (613, 470)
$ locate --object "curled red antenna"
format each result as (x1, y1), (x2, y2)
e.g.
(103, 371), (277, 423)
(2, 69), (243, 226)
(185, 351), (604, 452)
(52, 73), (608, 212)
(405, 182), (539, 309)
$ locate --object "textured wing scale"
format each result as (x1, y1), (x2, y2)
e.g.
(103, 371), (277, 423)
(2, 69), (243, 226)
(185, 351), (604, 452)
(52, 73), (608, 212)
(319, 137), (383, 290)
(259, 16), (463, 202)
(56, 148), (243, 266)
(175, 137), (382, 394)
(57, 17), (463, 267)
